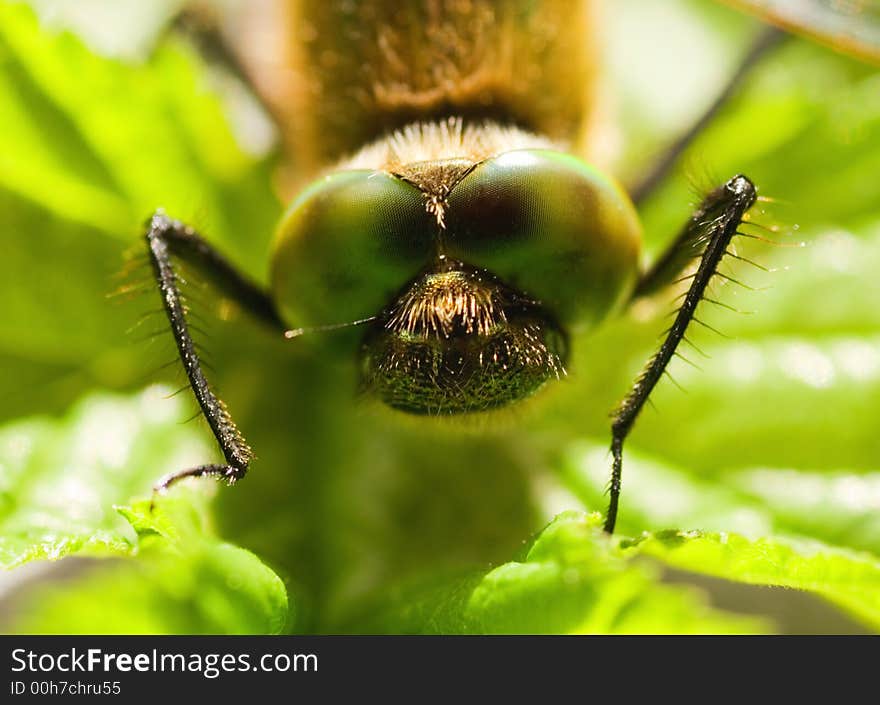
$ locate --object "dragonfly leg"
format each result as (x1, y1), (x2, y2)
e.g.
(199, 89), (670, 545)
(144, 211), (285, 493)
(605, 175), (757, 533)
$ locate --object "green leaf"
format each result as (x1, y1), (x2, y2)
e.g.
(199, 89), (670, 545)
(0, 388), (289, 634)
(0, 386), (212, 568)
(626, 529), (880, 631)
(0, 2), (278, 262)
(634, 28), (880, 253)
(361, 513), (769, 634)
(362, 512), (880, 634)
(11, 499), (289, 634)
(0, 1), (281, 423)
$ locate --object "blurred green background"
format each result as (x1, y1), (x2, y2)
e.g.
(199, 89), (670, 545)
(1, 0), (879, 634)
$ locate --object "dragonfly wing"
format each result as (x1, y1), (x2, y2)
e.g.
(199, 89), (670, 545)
(722, 0), (880, 64)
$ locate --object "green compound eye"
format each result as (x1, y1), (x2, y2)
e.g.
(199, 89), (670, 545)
(444, 149), (642, 330)
(271, 170), (435, 330)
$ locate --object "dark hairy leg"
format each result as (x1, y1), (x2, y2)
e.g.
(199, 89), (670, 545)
(604, 175), (757, 533)
(145, 211), (285, 492)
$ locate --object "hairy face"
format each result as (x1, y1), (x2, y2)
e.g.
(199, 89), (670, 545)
(359, 257), (568, 414)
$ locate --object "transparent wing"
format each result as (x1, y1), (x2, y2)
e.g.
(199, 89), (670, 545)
(721, 0), (880, 64)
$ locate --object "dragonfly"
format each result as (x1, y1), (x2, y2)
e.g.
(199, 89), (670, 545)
(146, 0), (880, 536)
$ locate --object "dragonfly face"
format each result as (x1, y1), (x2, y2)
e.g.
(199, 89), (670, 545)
(272, 125), (641, 414)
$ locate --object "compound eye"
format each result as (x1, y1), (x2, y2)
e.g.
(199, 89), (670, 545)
(445, 150), (642, 329)
(271, 171), (434, 328)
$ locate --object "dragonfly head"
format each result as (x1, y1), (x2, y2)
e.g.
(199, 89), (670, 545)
(272, 133), (640, 415)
